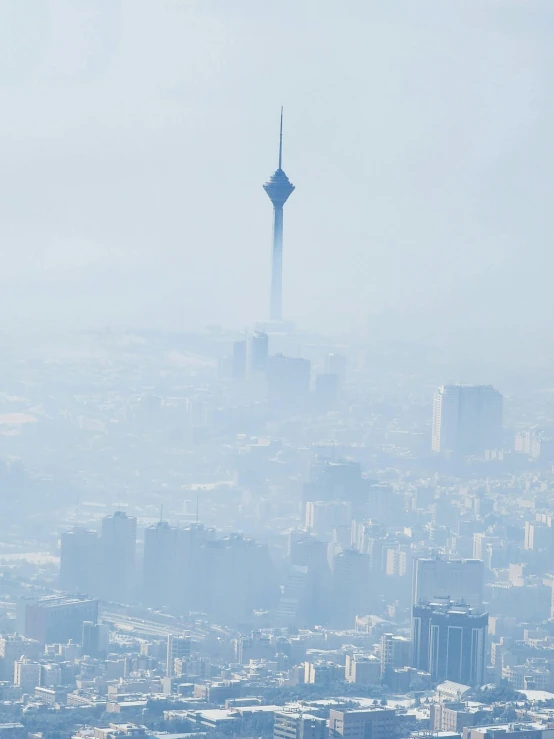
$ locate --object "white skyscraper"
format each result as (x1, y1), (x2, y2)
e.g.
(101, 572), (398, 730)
(412, 557), (484, 608)
(431, 384), (503, 455)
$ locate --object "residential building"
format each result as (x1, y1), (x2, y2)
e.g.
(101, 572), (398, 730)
(380, 633), (410, 676)
(14, 658), (41, 692)
(100, 511), (137, 603)
(59, 526), (98, 595)
(432, 384), (503, 455)
(167, 634), (191, 677)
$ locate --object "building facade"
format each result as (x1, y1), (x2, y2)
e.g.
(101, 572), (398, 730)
(412, 601), (488, 686)
(432, 384), (503, 455)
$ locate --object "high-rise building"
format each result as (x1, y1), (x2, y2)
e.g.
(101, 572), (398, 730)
(380, 633), (411, 677)
(412, 557), (484, 608)
(329, 707), (397, 739)
(432, 384), (503, 455)
(263, 108), (295, 322)
(17, 595), (98, 645)
(330, 549), (371, 628)
(246, 331), (269, 378)
(274, 565), (309, 628)
(267, 354), (311, 412)
(59, 527), (99, 595)
(288, 534), (331, 626)
(166, 634), (191, 677)
(201, 534), (280, 623)
(143, 521), (178, 608)
(274, 711), (327, 739)
(82, 620), (109, 659)
(100, 511), (137, 603)
(14, 658), (41, 692)
(0, 635), (40, 681)
(173, 523), (216, 615)
(412, 600), (488, 685)
(385, 546), (409, 577)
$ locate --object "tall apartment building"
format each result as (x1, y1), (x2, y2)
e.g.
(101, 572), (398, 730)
(330, 549), (371, 628)
(266, 354), (311, 412)
(329, 708), (397, 739)
(246, 331), (269, 377)
(380, 633), (411, 676)
(173, 523), (216, 614)
(167, 634), (191, 677)
(385, 546), (408, 577)
(412, 600), (488, 685)
(201, 534), (279, 623)
(0, 634), (40, 681)
(59, 526), (98, 595)
(274, 711), (327, 739)
(143, 521), (178, 608)
(432, 384), (503, 455)
(100, 511), (137, 603)
(82, 621), (109, 659)
(412, 557), (484, 607)
(13, 658), (41, 692)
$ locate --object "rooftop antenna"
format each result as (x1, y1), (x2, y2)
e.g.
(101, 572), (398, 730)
(196, 494), (199, 525)
(160, 504), (163, 523)
(278, 106), (283, 169)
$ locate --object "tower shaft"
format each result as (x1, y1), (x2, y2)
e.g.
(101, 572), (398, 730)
(263, 108), (294, 323)
(270, 205), (284, 321)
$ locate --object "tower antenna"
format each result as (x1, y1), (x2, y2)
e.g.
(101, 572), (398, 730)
(278, 106), (283, 169)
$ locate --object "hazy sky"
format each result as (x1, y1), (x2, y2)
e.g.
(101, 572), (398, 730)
(0, 0), (552, 340)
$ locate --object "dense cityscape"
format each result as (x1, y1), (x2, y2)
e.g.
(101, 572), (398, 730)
(1, 4), (554, 739)
(0, 111), (554, 739)
(1, 320), (554, 739)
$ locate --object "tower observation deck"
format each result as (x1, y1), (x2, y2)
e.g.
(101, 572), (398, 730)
(263, 108), (295, 322)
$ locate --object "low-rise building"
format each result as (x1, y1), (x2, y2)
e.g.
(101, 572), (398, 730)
(329, 708), (397, 739)
(274, 710), (327, 739)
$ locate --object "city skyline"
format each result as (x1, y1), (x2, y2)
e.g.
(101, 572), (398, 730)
(0, 3), (553, 350)
(0, 3), (553, 737)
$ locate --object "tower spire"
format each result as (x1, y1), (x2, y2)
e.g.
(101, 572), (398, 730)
(278, 106), (283, 170)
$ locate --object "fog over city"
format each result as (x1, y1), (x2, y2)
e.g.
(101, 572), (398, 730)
(1, 2), (554, 739)
(0, 1), (553, 351)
